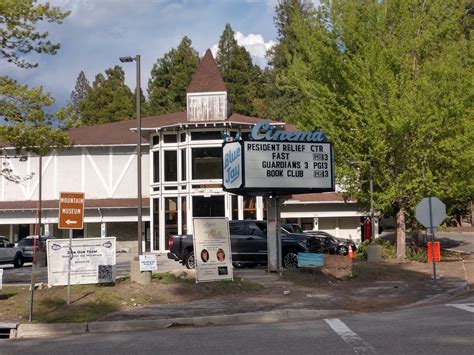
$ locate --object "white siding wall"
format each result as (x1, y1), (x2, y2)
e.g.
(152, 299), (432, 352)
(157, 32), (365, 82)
(1, 146), (150, 201)
(187, 92), (227, 121)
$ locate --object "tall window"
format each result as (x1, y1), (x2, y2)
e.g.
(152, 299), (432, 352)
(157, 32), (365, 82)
(181, 149), (186, 181)
(164, 151), (177, 181)
(231, 194), (239, 220)
(181, 197), (187, 234)
(164, 197), (178, 236)
(153, 151), (159, 183)
(153, 199), (160, 250)
(192, 196), (225, 217)
(192, 147), (222, 180)
(244, 196), (257, 220)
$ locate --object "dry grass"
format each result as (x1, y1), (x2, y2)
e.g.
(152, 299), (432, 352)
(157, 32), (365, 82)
(0, 273), (261, 324)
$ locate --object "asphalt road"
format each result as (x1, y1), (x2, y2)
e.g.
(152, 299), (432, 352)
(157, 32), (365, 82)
(2, 293), (473, 354)
(1, 254), (184, 285)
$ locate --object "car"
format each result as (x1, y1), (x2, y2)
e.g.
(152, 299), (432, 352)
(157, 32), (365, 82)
(303, 230), (357, 256)
(168, 220), (327, 269)
(17, 235), (54, 262)
(0, 236), (24, 268)
(281, 223), (305, 234)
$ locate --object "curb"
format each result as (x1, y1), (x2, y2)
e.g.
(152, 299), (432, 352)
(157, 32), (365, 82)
(15, 309), (349, 339)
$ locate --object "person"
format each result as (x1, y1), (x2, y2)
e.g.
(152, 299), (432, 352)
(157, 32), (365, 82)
(217, 248), (225, 262)
(201, 249), (209, 263)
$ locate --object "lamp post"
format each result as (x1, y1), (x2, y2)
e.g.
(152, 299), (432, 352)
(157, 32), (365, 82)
(119, 55), (143, 256)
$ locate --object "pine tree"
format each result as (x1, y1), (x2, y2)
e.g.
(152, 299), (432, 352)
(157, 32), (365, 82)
(78, 66), (134, 125)
(70, 71), (91, 112)
(147, 36), (199, 115)
(216, 24), (262, 116)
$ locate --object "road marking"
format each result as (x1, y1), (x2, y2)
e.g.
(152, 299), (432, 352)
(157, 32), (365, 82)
(324, 318), (376, 354)
(446, 303), (474, 313)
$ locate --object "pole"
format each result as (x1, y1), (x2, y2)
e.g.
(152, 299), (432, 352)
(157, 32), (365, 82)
(67, 229), (73, 305)
(370, 177), (375, 244)
(428, 197), (437, 284)
(136, 55), (142, 256)
(29, 155), (42, 322)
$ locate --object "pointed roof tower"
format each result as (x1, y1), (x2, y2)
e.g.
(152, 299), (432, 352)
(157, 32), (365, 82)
(186, 49), (230, 121)
(187, 49), (227, 93)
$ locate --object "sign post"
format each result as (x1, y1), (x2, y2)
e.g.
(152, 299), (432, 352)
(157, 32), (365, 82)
(58, 192), (85, 305)
(416, 196), (446, 284)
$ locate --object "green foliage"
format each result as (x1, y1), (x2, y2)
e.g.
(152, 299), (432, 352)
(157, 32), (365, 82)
(78, 66), (134, 126)
(268, 0), (473, 232)
(0, 76), (71, 156)
(0, 0), (70, 68)
(70, 71), (90, 113)
(355, 240), (396, 260)
(216, 24), (263, 116)
(147, 36), (199, 115)
(405, 244), (428, 263)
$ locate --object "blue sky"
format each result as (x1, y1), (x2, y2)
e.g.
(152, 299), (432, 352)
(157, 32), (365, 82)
(2, 0), (293, 112)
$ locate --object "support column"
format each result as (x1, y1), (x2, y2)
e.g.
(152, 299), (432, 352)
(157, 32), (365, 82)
(266, 196), (282, 273)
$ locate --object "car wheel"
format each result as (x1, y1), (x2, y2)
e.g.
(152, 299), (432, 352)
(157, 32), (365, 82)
(338, 246), (348, 256)
(184, 251), (195, 269)
(14, 253), (24, 268)
(283, 251), (298, 269)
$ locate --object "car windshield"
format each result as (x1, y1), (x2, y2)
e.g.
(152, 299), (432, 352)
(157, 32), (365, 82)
(291, 225), (303, 233)
(18, 239), (35, 246)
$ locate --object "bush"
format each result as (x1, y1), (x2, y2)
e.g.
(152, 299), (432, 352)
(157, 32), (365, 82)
(355, 239), (396, 260)
(405, 245), (428, 262)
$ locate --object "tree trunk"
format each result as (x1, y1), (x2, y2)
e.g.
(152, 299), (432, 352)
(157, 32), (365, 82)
(396, 207), (406, 260)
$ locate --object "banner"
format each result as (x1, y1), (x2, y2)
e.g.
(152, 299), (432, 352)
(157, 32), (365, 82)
(47, 237), (116, 286)
(193, 218), (233, 283)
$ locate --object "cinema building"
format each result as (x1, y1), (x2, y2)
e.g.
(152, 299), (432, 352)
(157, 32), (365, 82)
(0, 50), (367, 252)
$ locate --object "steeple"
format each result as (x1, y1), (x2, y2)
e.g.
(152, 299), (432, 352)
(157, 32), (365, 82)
(186, 49), (230, 121)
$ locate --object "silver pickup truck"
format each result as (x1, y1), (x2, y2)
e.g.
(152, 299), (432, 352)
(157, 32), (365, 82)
(0, 236), (24, 268)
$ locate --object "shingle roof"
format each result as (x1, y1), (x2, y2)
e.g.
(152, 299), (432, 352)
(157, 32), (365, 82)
(187, 49), (227, 93)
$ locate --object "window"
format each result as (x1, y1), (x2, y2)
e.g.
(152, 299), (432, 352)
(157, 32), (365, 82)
(164, 151), (177, 181)
(163, 134), (177, 143)
(231, 194), (239, 220)
(180, 132), (186, 142)
(153, 199), (160, 250)
(301, 218), (314, 231)
(164, 197), (178, 236)
(243, 196), (256, 220)
(191, 131), (223, 140)
(153, 151), (159, 183)
(229, 222), (247, 235)
(249, 222), (266, 236)
(181, 149), (186, 181)
(181, 197), (187, 234)
(192, 196), (225, 217)
(192, 147), (222, 180)
(152, 135), (159, 146)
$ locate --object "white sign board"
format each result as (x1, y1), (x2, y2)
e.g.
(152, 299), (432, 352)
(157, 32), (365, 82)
(139, 254), (157, 272)
(416, 197), (446, 228)
(223, 141), (242, 189)
(47, 237), (116, 286)
(193, 218), (233, 283)
(0, 269), (3, 290)
(244, 141), (334, 190)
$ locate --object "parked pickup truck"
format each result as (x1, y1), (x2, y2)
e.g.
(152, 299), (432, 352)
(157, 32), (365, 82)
(167, 220), (327, 269)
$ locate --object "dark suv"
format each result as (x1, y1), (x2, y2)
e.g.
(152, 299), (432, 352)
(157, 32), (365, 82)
(168, 220), (325, 269)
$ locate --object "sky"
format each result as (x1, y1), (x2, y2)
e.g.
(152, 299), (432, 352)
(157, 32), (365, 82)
(2, 0), (294, 112)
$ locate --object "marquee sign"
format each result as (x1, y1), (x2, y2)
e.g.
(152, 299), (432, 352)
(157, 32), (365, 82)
(223, 120), (335, 196)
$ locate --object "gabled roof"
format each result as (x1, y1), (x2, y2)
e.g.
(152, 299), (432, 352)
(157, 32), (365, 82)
(187, 49), (227, 93)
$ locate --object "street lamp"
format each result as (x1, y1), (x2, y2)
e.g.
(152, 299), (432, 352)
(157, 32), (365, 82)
(120, 55), (143, 256)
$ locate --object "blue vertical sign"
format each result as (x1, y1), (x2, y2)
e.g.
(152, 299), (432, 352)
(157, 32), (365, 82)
(223, 141), (242, 190)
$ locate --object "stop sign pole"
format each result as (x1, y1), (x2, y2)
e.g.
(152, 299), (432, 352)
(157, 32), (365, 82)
(416, 196), (446, 285)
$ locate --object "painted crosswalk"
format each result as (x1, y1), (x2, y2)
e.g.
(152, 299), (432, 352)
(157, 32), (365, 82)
(446, 303), (474, 313)
(324, 318), (376, 354)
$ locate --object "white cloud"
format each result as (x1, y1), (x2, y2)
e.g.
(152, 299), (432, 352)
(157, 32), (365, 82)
(211, 31), (276, 67)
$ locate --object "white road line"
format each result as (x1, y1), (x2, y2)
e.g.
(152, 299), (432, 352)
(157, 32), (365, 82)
(446, 303), (474, 313)
(324, 318), (376, 354)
